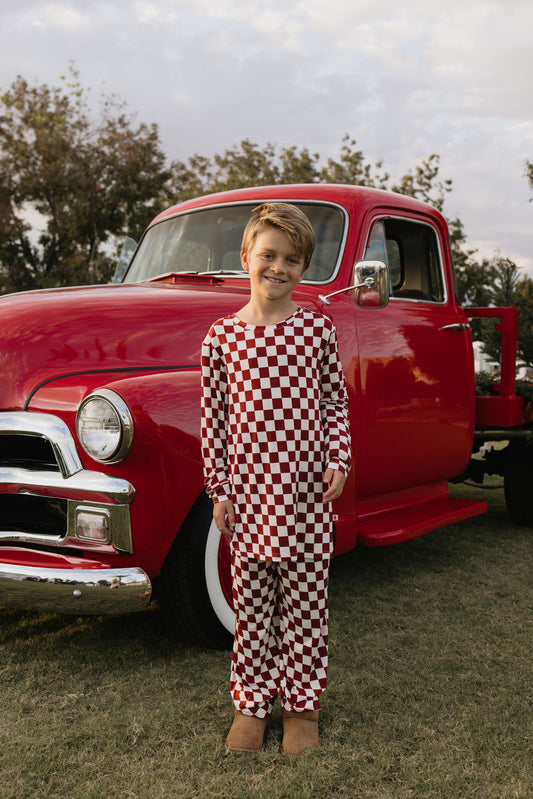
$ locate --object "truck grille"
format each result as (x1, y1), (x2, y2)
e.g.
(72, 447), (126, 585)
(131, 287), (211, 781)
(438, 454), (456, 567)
(0, 434), (60, 472)
(0, 494), (68, 537)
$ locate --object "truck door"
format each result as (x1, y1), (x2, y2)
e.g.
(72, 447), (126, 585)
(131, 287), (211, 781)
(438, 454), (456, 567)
(354, 213), (475, 498)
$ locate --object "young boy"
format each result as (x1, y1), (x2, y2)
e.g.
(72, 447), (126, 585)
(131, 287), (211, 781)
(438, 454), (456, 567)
(200, 203), (351, 755)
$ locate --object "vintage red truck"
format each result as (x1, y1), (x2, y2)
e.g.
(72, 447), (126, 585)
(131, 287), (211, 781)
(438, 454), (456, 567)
(0, 184), (530, 647)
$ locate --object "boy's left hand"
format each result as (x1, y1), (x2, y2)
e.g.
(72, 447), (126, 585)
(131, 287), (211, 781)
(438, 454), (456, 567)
(322, 468), (346, 503)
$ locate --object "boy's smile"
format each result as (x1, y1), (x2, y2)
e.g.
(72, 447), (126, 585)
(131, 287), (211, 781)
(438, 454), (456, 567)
(241, 227), (306, 311)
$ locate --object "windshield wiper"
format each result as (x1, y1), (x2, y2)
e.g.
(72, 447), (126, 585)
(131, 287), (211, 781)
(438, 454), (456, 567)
(207, 270), (248, 276)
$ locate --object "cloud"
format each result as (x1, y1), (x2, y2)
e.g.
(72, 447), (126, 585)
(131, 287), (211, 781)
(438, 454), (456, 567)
(0, 0), (531, 271)
(133, 2), (160, 23)
(20, 3), (88, 30)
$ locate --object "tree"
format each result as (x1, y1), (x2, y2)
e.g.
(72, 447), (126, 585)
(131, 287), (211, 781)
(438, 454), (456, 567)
(171, 139), (321, 201)
(319, 135), (389, 188)
(526, 160), (533, 193)
(0, 67), (172, 293)
(476, 257), (533, 371)
(477, 257), (519, 366)
(172, 135), (455, 209)
(449, 216), (497, 310)
(278, 145), (320, 185)
(390, 153), (452, 212)
(514, 276), (533, 369)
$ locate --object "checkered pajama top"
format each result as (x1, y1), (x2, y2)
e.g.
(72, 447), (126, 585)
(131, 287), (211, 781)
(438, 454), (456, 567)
(200, 306), (351, 561)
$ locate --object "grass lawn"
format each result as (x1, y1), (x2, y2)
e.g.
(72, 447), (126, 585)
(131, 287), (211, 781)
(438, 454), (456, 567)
(0, 482), (531, 799)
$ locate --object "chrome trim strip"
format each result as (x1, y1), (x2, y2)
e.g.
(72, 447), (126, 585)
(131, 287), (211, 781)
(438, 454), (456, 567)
(474, 429), (532, 441)
(0, 531), (64, 546)
(0, 467), (135, 504)
(0, 563), (151, 615)
(0, 411), (82, 478)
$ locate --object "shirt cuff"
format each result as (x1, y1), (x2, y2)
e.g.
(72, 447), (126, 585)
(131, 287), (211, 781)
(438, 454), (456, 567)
(326, 459), (350, 477)
(208, 483), (232, 505)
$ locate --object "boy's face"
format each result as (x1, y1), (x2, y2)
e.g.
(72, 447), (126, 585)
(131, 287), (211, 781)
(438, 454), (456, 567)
(241, 226), (306, 305)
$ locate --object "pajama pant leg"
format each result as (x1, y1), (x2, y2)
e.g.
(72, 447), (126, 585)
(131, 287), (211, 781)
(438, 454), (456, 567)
(230, 554), (281, 719)
(230, 551), (330, 718)
(277, 559), (330, 713)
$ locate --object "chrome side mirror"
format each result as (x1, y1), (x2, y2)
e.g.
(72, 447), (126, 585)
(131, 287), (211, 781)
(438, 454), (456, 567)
(319, 259), (389, 307)
(353, 259), (389, 308)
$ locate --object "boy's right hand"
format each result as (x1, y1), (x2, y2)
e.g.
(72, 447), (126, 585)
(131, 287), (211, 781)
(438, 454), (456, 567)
(213, 500), (235, 537)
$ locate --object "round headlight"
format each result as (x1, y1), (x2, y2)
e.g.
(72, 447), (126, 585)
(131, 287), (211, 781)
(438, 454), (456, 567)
(77, 389), (134, 463)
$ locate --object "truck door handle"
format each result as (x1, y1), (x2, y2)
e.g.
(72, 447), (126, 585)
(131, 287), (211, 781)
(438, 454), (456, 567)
(440, 323), (470, 332)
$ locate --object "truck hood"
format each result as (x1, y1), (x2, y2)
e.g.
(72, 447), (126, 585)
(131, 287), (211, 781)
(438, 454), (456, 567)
(0, 277), (265, 408)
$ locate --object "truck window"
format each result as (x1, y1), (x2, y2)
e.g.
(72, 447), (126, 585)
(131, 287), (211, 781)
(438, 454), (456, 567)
(125, 202), (346, 285)
(364, 217), (445, 302)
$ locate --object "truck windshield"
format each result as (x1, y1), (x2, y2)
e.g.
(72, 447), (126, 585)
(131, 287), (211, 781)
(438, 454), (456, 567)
(124, 202), (345, 284)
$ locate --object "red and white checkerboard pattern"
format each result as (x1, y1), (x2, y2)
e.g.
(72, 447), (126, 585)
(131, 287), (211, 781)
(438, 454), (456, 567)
(201, 307), (351, 561)
(230, 552), (330, 717)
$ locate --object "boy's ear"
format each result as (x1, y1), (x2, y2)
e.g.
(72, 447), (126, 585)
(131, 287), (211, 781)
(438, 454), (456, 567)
(241, 249), (250, 272)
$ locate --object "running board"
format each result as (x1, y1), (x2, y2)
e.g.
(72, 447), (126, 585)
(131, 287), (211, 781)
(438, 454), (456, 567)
(357, 495), (487, 546)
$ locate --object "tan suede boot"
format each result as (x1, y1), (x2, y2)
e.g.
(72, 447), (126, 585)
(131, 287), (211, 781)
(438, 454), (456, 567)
(225, 710), (269, 753)
(281, 709), (320, 755)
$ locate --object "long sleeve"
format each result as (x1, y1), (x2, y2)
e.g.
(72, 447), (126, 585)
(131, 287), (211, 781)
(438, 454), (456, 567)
(200, 331), (232, 504)
(320, 327), (352, 477)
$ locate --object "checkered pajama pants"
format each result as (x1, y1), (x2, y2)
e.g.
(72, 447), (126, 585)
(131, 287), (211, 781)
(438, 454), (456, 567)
(230, 551), (330, 719)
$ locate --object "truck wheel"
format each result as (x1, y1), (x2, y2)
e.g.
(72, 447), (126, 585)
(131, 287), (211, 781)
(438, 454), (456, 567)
(157, 491), (235, 649)
(504, 441), (533, 526)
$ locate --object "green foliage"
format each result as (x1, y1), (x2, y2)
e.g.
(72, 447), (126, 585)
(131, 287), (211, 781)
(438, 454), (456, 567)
(390, 152), (452, 211)
(475, 371), (533, 404)
(0, 65), (172, 292)
(449, 217), (497, 310)
(474, 258), (533, 371)
(171, 140), (322, 200)
(319, 134), (390, 188)
(475, 370), (499, 396)
(516, 378), (533, 404)
(515, 276), (533, 368)
(172, 134), (450, 210)
(525, 159), (533, 194)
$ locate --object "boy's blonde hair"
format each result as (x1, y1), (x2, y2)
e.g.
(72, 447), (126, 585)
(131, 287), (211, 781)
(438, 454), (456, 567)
(241, 203), (316, 271)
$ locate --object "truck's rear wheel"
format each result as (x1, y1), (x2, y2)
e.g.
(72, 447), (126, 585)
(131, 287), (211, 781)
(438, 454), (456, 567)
(158, 491), (235, 648)
(504, 440), (533, 526)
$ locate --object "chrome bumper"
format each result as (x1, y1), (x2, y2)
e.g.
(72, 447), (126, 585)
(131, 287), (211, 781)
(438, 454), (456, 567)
(0, 562), (152, 615)
(0, 410), (149, 615)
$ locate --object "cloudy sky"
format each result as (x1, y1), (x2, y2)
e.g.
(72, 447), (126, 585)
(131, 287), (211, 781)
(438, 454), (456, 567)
(1, 0), (532, 272)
